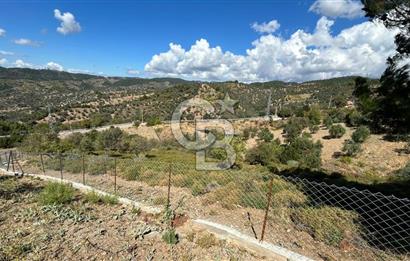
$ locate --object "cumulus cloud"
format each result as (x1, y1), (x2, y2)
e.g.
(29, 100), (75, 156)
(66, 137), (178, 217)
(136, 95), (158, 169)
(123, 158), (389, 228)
(309, 0), (364, 19)
(54, 9), (82, 35)
(252, 20), (280, 34)
(14, 59), (36, 68)
(46, 62), (64, 71)
(0, 28), (5, 37)
(0, 58), (7, 65)
(0, 50), (13, 55)
(144, 17), (398, 82)
(13, 38), (40, 47)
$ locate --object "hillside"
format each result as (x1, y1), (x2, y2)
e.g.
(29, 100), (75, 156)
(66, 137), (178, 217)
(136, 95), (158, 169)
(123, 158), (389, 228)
(0, 67), (376, 126)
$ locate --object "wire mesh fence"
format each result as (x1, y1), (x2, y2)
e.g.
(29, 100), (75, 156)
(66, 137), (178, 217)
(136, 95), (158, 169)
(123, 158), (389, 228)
(2, 150), (410, 260)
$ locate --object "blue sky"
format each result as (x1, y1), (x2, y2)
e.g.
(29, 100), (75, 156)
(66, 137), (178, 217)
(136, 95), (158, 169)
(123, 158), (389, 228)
(0, 0), (397, 82)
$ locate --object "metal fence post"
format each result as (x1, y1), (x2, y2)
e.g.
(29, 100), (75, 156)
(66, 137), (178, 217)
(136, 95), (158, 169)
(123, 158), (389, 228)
(11, 151), (15, 173)
(114, 157), (117, 194)
(59, 154), (63, 180)
(260, 177), (274, 242)
(6, 151), (11, 171)
(40, 154), (45, 174)
(82, 154), (85, 185)
(166, 162), (172, 210)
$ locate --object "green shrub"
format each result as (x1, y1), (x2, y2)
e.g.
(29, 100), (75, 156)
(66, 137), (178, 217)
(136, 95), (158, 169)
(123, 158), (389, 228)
(38, 182), (75, 205)
(346, 110), (363, 127)
(162, 229), (179, 245)
(291, 206), (360, 246)
(323, 116), (333, 129)
(309, 124), (319, 134)
(328, 108), (347, 123)
(342, 140), (361, 156)
(396, 161), (410, 179)
(351, 126), (370, 143)
(329, 124), (346, 139)
(85, 191), (118, 205)
(120, 163), (141, 181)
(280, 136), (322, 169)
(257, 128), (274, 142)
(242, 127), (257, 139)
(284, 117), (308, 141)
(305, 105), (321, 126)
(208, 147), (227, 160)
(146, 116), (161, 126)
(246, 139), (283, 166)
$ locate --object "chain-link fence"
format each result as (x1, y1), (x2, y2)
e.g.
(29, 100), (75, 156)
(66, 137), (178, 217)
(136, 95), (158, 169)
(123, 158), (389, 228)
(2, 150), (409, 260)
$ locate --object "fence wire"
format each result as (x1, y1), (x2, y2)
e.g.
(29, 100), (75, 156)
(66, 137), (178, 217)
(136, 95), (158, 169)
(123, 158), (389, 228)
(2, 151), (410, 260)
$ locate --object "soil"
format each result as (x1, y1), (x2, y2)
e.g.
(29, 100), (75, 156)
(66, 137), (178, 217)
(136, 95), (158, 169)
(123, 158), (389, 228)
(16, 164), (406, 261)
(0, 175), (266, 261)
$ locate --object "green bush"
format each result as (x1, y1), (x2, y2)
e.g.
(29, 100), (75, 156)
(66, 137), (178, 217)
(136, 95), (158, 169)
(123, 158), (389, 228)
(351, 126), (370, 143)
(291, 206), (360, 246)
(162, 229), (179, 245)
(342, 140), (361, 156)
(38, 182), (75, 205)
(284, 117), (308, 141)
(323, 116), (333, 129)
(328, 108), (347, 123)
(329, 124), (346, 139)
(146, 116), (161, 126)
(208, 147), (227, 160)
(120, 162), (141, 181)
(246, 139), (283, 166)
(280, 136), (322, 169)
(346, 110), (363, 127)
(309, 124), (319, 134)
(257, 128), (274, 142)
(85, 191), (118, 205)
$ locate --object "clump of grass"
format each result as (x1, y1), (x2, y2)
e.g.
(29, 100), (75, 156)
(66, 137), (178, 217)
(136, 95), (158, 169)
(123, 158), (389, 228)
(120, 164), (141, 181)
(196, 233), (219, 249)
(162, 228), (179, 245)
(153, 196), (168, 206)
(84, 191), (118, 205)
(291, 206), (360, 246)
(37, 182), (75, 205)
(131, 206), (141, 215)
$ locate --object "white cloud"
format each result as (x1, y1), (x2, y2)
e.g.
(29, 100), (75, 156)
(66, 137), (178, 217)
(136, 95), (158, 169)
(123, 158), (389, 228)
(54, 9), (82, 35)
(13, 38), (40, 47)
(145, 17), (398, 82)
(46, 62), (64, 71)
(309, 0), (364, 19)
(0, 28), (5, 37)
(127, 69), (140, 75)
(0, 58), (7, 65)
(252, 20), (280, 34)
(0, 50), (14, 55)
(14, 59), (36, 68)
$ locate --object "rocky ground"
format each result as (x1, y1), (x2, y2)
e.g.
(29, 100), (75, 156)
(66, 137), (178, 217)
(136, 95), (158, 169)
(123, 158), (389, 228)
(0, 175), (266, 261)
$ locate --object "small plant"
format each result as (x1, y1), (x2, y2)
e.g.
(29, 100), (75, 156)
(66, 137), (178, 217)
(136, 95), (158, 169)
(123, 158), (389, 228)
(196, 233), (218, 248)
(309, 124), (319, 134)
(38, 182), (75, 205)
(351, 126), (370, 143)
(342, 139), (361, 156)
(121, 164), (141, 181)
(329, 124), (346, 139)
(291, 206), (360, 247)
(85, 191), (118, 205)
(153, 196), (168, 205)
(257, 128), (274, 142)
(323, 116), (333, 129)
(131, 206), (141, 215)
(162, 228), (179, 245)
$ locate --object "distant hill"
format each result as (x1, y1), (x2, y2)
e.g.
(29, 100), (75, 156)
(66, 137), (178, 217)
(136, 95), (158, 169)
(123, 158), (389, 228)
(0, 67), (377, 126)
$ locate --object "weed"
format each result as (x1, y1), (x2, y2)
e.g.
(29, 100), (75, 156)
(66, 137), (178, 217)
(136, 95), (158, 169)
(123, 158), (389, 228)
(196, 233), (219, 249)
(84, 191), (118, 205)
(291, 206), (360, 247)
(37, 182), (75, 205)
(162, 228), (179, 245)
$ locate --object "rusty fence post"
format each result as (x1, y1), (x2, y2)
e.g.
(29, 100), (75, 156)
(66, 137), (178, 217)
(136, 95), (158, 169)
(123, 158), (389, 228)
(82, 154), (85, 185)
(59, 154), (63, 181)
(40, 154), (46, 174)
(6, 151), (11, 171)
(114, 157), (117, 194)
(14, 153), (24, 175)
(260, 177), (274, 242)
(11, 151), (15, 173)
(166, 162), (172, 210)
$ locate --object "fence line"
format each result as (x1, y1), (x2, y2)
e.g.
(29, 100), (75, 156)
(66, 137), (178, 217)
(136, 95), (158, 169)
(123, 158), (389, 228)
(3, 151), (410, 260)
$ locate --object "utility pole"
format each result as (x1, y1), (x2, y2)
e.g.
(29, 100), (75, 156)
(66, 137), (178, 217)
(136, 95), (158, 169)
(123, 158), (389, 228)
(266, 89), (272, 117)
